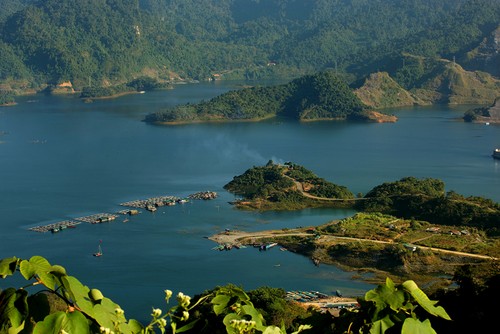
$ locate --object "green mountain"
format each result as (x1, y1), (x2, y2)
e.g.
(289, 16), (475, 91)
(0, 0), (499, 94)
(144, 71), (397, 123)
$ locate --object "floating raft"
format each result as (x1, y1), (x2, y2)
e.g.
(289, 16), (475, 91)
(188, 191), (218, 200)
(120, 195), (179, 209)
(74, 213), (118, 224)
(29, 220), (81, 233)
(29, 190), (218, 233)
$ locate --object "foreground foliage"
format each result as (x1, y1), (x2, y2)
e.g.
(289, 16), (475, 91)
(0, 256), (451, 333)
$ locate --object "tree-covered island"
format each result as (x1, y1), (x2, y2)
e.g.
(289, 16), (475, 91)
(218, 161), (500, 297)
(144, 71), (397, 124)
(224, 161), (500, 234)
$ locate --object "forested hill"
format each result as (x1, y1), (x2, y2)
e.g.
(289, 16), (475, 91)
(0, 0), (499, 93)
(144, 71), (397, 123)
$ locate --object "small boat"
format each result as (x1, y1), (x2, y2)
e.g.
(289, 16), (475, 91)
(93, 241), (103, 257)
(265, 242), (278, 250)
(335, 290), (343, 297)
(492, 148), (500, 160)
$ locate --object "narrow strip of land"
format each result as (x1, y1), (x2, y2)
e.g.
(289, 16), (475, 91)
(208, 229), (498, 261)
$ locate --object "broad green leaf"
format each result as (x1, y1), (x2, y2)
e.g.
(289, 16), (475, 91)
(402, 318), (437, 334)
(0, 257), (19, 279)
(118, 319), (144, 334)
(93, 297), (126, 329)
(27, 256), (58, 291)
(33, 310), (90, 334)
(369, 315), (395, 334)
(228, 286), (251, 303)
(241, 304), (266, 329)
(49, 265), (67, 276)
(0, 288), (28, 334)
(402, 280), (451, 320)
(365, 278), (405, 313)
(211, 294), (231, 315)
(61, 276), (94, 317)
(19, 260), (35, 280)
(222, 313), (241, 334)
(176, 319), (199, 333)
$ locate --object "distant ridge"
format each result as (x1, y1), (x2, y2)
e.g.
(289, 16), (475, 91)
(355, 59), (500, 109)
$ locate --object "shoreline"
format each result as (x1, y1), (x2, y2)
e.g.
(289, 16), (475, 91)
(151, 114), (277, 125)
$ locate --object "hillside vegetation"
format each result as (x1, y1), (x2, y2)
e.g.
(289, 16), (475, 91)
(144, 71), (398, 123)
(0, 0), (499, 96)
(224, 162), (500, 236)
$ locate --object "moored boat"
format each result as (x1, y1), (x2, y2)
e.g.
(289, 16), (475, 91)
(493, 148), (500, 160)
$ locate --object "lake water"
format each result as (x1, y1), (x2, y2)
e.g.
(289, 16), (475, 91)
(0, 81), (498, 322)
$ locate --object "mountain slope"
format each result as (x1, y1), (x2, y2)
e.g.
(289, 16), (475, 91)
(0, 0), (499, 93)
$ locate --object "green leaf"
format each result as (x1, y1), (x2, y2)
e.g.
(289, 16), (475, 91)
(19, 260), (35, 280)
(402, 280), (451, 320)
(33, 311), (90, 334)
(49, 265), (67, 277)
(0, 288), (28, 334)
(61, 276), (94, 317)
(401, 318), (437, 334)
(369, 315), (395, 334)
(241, 304), (265, 329)
(211, 294), (231, 315)
(118, 319), (144, 334)
(365, 277), (405, 314)
(222, 313), (241, 334)
(27, 256), (58, 291)
(262, 326), (283, 334)
(176, 319), (199, 333)
(0, 257), (19, 279)
(93, 297), (126, 329)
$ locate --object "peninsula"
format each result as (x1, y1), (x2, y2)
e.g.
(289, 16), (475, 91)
(208, 212), (499, 288)
(224, 161), (356, 210)
(144, 71), (397, 124)
(218, 161), (500, 287)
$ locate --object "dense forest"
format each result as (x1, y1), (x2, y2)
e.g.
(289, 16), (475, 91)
(0, 0), (499, 95)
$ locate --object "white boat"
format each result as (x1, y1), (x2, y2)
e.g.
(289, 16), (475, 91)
(493, 148), (500, 160)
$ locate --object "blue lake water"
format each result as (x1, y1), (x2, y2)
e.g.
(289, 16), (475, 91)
(0, 81), (498, 322)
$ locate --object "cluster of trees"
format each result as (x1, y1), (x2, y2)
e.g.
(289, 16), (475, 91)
(356, 177), (500, 235)
(223, 162), (296, 200)
(224, 161), (355, 204)
(145, 71), (368, 123)
(0, 91), (15, 105)
(0, 0), (499, 92)
(225, 163), (500, 236)
(284, 162), (354, 199)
